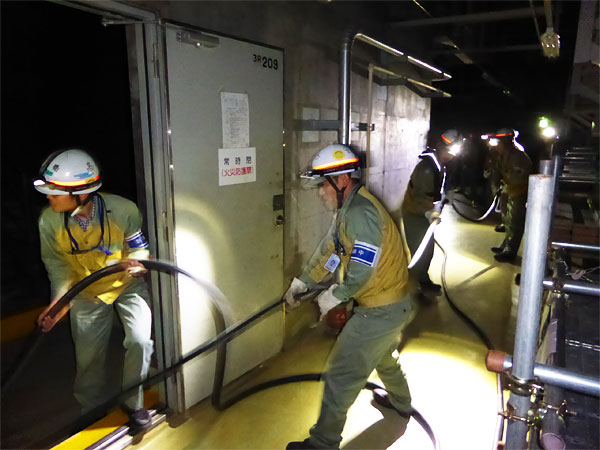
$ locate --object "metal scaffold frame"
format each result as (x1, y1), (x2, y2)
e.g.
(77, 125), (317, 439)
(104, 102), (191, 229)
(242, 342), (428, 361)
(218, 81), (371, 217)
(488, 154), (599, 449)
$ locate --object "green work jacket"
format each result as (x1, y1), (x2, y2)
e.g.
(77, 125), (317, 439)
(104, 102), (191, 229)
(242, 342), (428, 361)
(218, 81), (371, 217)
(402, 152), (442, 216)
(299, 184), (411, 308)
(499, 146), (532, 199)
(38, 193), (150, 304)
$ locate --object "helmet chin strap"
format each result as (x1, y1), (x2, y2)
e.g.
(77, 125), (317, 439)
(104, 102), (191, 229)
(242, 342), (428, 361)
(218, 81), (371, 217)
(69, 192), (94, 217)
(325, 175), (346, 209)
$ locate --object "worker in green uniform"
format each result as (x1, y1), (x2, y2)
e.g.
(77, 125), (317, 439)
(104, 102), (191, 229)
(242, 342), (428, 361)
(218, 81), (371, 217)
(34, 149), (154, 430)
(285, 144), (415, 449)
(402, 130), (458, 299)
(487, 129), (532, 262)
(483, 138), (508, 233)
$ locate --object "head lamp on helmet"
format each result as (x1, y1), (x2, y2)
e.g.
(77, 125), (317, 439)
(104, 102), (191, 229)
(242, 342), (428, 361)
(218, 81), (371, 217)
(441, 129), (460, 146)
(494, 128), (515, 140)
(33, 149), (102, 196)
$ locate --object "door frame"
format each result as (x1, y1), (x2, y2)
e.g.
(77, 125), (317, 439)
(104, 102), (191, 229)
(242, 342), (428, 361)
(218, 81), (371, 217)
(52, 0), (184, 413)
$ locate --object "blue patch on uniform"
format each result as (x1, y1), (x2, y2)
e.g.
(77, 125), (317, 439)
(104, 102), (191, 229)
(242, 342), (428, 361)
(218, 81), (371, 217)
(350, 240), (380, 267)
(126, 230), (149, 249)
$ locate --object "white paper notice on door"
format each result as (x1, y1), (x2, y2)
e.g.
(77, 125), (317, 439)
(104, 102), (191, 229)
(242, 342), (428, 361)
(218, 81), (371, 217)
(221, 92), (250, 148)
(218, 147), (256, 186)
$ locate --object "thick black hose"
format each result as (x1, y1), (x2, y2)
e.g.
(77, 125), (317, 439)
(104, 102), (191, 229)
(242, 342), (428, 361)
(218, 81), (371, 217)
(451, 191), (500, 223)
(435, 238), (495, 350)
(1, 260), (225, 392)
(1, 262), (131, 391)
(435, 237), (504, 448)
(17, 260), (440, 450)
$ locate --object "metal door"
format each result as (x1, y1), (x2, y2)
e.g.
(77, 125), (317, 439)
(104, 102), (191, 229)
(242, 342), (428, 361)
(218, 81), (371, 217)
(161, 24), (284, 407)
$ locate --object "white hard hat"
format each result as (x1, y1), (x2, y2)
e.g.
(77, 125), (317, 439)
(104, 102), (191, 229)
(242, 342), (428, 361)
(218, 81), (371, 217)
(33, 149), (102, 195)
(311, 144), (360, 176)
(441, 129), (460, 145)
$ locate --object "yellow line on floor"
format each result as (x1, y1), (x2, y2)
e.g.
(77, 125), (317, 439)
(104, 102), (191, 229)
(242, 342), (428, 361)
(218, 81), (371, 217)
(1, 307), (45, 342)
(52, 390), (160, 450)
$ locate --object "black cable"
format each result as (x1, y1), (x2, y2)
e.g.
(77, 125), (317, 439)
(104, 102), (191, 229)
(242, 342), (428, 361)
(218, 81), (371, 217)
(435, 238), (495, 350)
(451, 191), (500, 223)
(435, 236), (505, 447)
(14, 260), (440, 450)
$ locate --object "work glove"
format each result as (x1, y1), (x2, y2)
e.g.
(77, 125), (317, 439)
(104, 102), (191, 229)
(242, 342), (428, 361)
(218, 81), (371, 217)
(424, 209), (441, 224)
(284, 277), (308, 309)
(317, 284), (342, 320)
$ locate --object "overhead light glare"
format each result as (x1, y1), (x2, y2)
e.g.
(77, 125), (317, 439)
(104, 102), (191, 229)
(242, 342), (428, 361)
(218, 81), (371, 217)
(540, 27), (560, 59)
(538, 117), (550, 128)
(542, 126), (557, 138)
(449, 144), (462, 156)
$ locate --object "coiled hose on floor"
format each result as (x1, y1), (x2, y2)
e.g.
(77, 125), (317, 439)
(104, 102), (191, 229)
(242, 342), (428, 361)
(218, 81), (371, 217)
(451, 190), (501, 223)
(7, 259), (440, 450)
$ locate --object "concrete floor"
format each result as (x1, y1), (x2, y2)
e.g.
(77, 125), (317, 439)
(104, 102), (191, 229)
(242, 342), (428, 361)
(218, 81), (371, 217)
(130, 205), (521, 450)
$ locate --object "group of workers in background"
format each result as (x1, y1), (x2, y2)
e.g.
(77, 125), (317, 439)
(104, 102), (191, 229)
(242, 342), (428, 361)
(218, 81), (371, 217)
(32, 124), (531, 447)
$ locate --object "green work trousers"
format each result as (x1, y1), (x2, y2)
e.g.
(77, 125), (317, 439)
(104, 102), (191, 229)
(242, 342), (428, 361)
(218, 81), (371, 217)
(504, 195), (527, 254)
(309, 297), (415, 449)
(70, 280), (153, 412)
(402, 212), (434, 285)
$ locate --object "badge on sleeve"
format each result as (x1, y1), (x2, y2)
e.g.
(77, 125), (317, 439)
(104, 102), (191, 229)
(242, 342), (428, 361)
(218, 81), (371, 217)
(125, 230), (149, 249)
(350, 240), (380, 267)
(324, 253), (341, 272)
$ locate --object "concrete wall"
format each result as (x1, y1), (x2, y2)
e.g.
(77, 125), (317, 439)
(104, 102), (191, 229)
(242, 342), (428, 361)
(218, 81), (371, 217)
(140, 0), (430, 324)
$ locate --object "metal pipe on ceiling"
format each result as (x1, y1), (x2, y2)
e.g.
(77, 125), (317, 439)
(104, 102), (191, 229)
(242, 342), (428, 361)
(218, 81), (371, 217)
(389, 6), (546, 28)
(430, 44), (540, 56)
(339, 31), (450, 145)
(371, 65), (451, 97)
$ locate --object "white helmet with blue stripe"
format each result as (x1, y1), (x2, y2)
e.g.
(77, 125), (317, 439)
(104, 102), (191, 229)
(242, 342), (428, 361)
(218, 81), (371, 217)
(33, 149), (102, 195)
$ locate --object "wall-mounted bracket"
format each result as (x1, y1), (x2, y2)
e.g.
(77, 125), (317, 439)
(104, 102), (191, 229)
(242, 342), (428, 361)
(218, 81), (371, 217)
(295, 120), (374, 132)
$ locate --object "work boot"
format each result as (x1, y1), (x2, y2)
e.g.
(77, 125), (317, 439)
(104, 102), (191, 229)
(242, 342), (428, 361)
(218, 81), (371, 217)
(286, 438), (316, 449)
(127, 408), (151, 432)
(371, 388), (413, 418)
(491, 246), (504, 253)
(494, 225), (506, 233)
(494, 251), (517, 263)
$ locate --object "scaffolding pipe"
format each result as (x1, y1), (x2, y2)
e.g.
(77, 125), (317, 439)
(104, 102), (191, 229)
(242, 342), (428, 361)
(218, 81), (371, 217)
(540, 295), (566, 450)
(543, 278), (600, 296)
(339, 31), (450, 145)
(539, 159), (553, 175)
(505, 175), (554, 450)
(549, 155), (561, 227)
(487, 352), (600, 397)
(551, 241), (600, 252)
